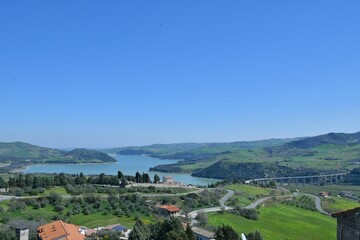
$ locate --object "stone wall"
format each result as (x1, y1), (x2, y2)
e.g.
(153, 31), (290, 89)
(335, 208), (360, 240)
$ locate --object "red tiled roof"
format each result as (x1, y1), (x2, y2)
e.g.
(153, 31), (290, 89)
(37, 220), (85, 240)
(158, 204), (180, 212)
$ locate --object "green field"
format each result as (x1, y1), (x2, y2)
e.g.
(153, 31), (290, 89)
(42, 187), (69, 196)
(321, 196), (360, 213)
(0, 199), (152, 228)
(68, 213), (155, 228)
(208, 203), (336, 240)
(287, 184), (360, 198)
(225, 184), (282, 206)
(178, 143), (360, 173)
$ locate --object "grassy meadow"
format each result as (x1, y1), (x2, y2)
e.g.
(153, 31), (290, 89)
(208, 203), (336, 240)
(321, 196), (360, 213)
(225, 184), (283, 206)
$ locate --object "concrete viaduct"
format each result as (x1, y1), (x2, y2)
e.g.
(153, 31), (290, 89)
(245, 172), (348, 186)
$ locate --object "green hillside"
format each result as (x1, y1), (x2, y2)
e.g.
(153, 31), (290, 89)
(0, 142), (116, 172)
(0, 142), (64, 160)
(64, 148), (117, 163)
(112, 138), (300, 161)
(147, 132), (360, 180)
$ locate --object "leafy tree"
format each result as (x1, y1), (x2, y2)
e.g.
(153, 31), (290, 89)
(215, 225), (239, 240)
(196, 210), (208, 225)
(246, 230), (263, 240)
(153, 174), (160, 183)
(118, 171), (123, 179)
(25, 174), (33, 187)
(79, 172), (87, 184)
(129, 219), (150, 240)
(185, 223), (195, 240)
(120, 176), (128, 188)
(142, 173), (150, 183)
(16, 174), (26, 189)
(150, 218), (190, 240)
(8, 177), (17, 188)
(268, 180), (276, 189)
(59, 173), (67, 186)
(0, 176), (7, 188)
(75, 174), (81, 185)
(135, 172), (142, 183)
(48, 192), (62, 205)
(99, 173), (106, 184)
(0, 226), (16, 240)
(164, 230), (189, 240)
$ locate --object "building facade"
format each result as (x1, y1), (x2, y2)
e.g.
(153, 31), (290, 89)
(332, 207), (360, 240)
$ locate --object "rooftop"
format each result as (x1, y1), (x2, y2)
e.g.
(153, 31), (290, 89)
(37, 220), (85, 240)
(192, 226), (215, 238)
(158, 204), (180, 212)
(332, 207), (360, 218)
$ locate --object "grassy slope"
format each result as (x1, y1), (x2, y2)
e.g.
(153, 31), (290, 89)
(69, 213), (155, 228)
(287, 184), (360, 198)
(321, 197), (360, 213)
(225, 184), (281, 206)
(0, 142), (117, 166)
(0, 142), (64, 160)
(208, 204), (336, 240)
(179, 144), (360, 174)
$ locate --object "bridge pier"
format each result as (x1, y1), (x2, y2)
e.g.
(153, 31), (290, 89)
(294, 178), (299, 186)
(247, 173), (347, 187)
(280, 179), (284, 186)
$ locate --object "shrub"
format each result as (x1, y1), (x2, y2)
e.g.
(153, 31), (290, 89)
(232, 207), (258, 220)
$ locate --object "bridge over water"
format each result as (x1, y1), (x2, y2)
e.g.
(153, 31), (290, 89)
(245, 172), (348, 186)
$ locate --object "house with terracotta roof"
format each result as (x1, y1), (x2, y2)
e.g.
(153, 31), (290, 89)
(332, 207), (360, 240)
(37, 220), (85, 240)
(158, 204), (181, 217)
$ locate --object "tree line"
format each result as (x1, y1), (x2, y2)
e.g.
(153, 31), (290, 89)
(0, 171), (163, 191)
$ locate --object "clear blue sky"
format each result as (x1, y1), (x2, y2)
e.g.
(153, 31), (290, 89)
(0, 1), (359, 148)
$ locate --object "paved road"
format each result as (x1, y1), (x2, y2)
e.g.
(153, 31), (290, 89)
(141, 188), (204, 197)
(303, 193), (329, 215)
(246, 172), (348, 183)
(0, 195), (17, 201)
(219, 189), (235, 208)
(244, 196), (272, 209)
(188, 189), (235, 224)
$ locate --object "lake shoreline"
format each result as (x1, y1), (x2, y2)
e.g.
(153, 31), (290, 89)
(21, 155), (220, 185)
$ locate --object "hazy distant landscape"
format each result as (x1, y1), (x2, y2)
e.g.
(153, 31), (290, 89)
(1, 1), (360, 239)
(2, 131), (360, 183)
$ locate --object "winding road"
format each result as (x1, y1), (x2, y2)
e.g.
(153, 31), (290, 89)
(187, 188), (330, 225)
(188, 189), (235, 223)
(303, 193), (329, 215)
(1, 186), (329, 218)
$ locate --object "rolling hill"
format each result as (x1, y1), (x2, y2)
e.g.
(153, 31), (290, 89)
(0, 142), (117, 172)
(112, 131), (360, 180)
(64, 148), (117, 163)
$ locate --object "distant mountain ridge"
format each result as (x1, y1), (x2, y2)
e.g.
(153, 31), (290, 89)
(284, 132), (360, 148)
(0, 142), (64, 160)
(112, 138), (301, 161)
(0, 142), (117, 166)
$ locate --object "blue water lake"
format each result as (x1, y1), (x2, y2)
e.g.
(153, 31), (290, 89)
(23, 155), (219, 186)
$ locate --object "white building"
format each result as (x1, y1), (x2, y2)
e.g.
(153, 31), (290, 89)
(163, 176), (174, 183)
